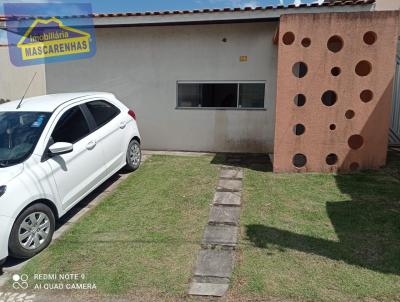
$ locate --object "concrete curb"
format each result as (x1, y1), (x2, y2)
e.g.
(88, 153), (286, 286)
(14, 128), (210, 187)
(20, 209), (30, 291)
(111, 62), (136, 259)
(142, 150), (215, 157)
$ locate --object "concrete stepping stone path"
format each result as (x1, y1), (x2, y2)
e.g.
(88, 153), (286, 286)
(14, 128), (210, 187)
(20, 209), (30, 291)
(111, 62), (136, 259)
(213, 191), (241, 207)
(202, 225), (238, 248)
(188, 164), (243, 297)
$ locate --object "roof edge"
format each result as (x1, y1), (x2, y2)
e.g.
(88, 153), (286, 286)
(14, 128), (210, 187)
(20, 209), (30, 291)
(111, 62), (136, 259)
(0, 0), (375, 22)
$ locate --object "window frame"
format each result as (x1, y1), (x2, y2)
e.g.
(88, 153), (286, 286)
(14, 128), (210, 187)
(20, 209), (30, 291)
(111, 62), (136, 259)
(175, 80), (267, 110)
(82, 99), (121, 131)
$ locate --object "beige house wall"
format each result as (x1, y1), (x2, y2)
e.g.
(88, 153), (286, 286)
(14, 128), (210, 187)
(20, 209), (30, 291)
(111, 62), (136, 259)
(0, 46), (46, 101)
(45, 22), (278, 153)
(375, 0), (400, 11)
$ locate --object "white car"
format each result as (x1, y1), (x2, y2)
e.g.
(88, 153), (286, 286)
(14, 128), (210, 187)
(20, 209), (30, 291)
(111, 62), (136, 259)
(0, 92), (141, 264)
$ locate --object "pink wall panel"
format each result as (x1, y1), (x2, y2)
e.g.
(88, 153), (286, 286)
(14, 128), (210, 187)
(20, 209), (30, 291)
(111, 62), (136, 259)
(273, 11), (399, 173)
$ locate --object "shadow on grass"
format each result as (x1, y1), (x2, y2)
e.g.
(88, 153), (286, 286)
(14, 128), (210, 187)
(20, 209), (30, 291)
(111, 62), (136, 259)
(246, 150), (400, 275)
(210, 153), (272, 172)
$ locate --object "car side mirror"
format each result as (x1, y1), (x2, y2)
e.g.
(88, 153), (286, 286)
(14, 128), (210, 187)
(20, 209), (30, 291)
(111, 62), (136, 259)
(48, 142), (73, 156)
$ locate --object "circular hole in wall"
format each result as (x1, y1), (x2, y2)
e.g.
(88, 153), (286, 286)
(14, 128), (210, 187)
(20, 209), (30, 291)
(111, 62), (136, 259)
(293, 154), (307, 168)
(321, 90), (337, 106)
(355, 60), (372, 77)
(301, 38), (311, 47)
(363, 31), (377, 45)
(292, 62), (308, 78)
(360, 90), (373, 103)
(348, 135), (364, 150)
(293, 124), (306, 136)
(345, 110), (355, 119)
(294, 94), (306, 107)
(350, 162), (360, 171)
(330, 124), (336, 131)
(326, 154), (338, 165)
(331, 67), (341, 77)
(282, 32), (295, 45)
(327, 35), (343, 53)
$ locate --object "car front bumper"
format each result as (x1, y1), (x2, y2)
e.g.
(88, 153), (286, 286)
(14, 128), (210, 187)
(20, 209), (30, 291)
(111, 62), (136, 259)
(0, 215), (13, 262)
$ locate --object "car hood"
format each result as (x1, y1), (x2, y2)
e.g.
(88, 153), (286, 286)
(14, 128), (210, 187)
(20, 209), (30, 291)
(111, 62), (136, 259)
(0, 164), (23, 184)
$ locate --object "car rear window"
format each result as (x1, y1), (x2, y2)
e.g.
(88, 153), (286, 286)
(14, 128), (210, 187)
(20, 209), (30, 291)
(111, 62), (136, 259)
(86, 100), (120, 128)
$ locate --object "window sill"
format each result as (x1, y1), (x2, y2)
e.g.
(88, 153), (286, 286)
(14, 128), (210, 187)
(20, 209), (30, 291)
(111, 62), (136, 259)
(175, 107), (267, 111)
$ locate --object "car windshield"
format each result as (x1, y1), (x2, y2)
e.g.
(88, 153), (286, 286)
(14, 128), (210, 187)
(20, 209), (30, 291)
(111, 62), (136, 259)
(0, 111), (51, 167)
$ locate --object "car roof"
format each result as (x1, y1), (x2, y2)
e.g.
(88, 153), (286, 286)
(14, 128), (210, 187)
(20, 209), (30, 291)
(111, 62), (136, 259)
(0, 92), (115, 112)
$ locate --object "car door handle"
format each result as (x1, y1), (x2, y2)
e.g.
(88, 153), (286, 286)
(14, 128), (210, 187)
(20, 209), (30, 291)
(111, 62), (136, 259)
(86, 141), (97, 150)
(120, 121), (127, 129)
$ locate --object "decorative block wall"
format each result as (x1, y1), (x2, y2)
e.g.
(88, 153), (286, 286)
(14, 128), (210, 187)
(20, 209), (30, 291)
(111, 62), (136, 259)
(273, 11), (399, 173)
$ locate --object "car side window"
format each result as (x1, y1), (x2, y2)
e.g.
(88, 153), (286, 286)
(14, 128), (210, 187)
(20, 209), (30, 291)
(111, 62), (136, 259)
(86, 100), (121, 128)
(52, 106), (90, 144)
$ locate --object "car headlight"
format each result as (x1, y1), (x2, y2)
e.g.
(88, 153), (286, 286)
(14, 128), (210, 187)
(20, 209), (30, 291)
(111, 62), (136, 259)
(0, 186), (6, 197)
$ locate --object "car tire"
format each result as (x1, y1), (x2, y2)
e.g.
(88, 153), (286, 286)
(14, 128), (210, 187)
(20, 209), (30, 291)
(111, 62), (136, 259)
(124, 139), (141, 172)
(8, 203), (55, 259)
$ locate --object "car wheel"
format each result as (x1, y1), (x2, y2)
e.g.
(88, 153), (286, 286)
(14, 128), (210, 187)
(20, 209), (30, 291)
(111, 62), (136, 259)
(9, 203), (55, 259)
(124, 139), (141, 172)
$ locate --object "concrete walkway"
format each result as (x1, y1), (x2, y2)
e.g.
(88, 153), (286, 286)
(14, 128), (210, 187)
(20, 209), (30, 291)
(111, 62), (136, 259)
(188, 163), (243, 297)
(142, 150), (214, 157)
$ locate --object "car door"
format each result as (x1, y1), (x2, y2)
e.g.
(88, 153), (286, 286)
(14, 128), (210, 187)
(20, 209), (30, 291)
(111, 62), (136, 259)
(47, 104), (107, 211)
(83, 100), (126, 174)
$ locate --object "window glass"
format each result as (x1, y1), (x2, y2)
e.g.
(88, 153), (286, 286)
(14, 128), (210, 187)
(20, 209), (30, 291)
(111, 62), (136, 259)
(52, 106), (90, 144)
(0, 112), (51, 167)
(177, 82), (265, 109)
(239, 84), (265, 108)
(178, 83), (237, 108)
(86, 100), (120, 127)
(177, 84), (201, 107)
(202, 84), (237, 107)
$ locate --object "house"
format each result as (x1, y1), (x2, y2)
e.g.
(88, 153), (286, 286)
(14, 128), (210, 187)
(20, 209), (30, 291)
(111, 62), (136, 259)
(0, 0), (399, 172)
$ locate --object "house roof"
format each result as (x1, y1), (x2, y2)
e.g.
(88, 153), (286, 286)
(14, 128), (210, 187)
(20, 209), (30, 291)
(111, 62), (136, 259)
(89, 0), (375, 19)
(0, 0), (375, 27)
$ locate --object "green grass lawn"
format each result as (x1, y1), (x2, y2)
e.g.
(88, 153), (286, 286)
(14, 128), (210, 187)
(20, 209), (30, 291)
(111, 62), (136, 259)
(231, 151), (400, 302)
(18, 155), (219, 299)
